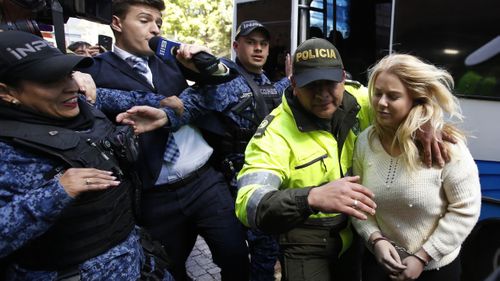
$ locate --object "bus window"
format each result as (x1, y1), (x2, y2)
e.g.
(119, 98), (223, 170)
(308, 0), (332, 40)
(327, 0), (392, 84)
(335, 0), (351, 39)
(392, 0), (500, 100)
(308, 0), (350, 41)
(308, 1), (325, 39)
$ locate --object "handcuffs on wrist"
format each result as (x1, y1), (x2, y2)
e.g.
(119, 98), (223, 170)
(371, 236), (429, 266)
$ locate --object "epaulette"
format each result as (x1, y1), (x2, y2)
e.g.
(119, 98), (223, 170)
(254, 115), (275, 138)
(345, 79), (362, 88)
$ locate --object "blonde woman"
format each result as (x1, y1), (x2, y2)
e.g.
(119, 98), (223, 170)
(352, 54), (481, 281)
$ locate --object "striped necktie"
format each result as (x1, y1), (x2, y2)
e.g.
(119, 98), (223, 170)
(126, 56), (148, 75)
(164, 134), (180, 164)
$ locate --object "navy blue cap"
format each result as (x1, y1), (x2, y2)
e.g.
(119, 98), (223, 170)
(0, 31), (93, 83)
(235, 20), (270, 40)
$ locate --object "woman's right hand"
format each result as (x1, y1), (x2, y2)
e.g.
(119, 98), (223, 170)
(373, 240), (407, 276)
(59, 168), (120, 198)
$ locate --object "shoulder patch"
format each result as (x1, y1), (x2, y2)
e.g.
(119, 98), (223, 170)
(240, 91), (253, 99)
(352, 119), (361, 136)
(254, 115), (275, 138)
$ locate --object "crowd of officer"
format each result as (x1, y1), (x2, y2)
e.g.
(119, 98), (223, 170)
(1, 0), (473, 280)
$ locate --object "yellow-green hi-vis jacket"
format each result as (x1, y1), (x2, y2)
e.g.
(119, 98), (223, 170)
(236, 81), (372, 254)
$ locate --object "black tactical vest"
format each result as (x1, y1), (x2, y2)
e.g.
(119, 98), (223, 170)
(0, 107), (136, 271)
(229, 58), (281, 124)
(196, 58), (282, 158)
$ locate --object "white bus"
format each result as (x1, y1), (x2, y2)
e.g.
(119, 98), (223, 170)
(233, 0), (500, 280)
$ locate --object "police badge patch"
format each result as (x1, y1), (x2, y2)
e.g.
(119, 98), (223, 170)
(352, 119), (361, 136)
(254, 115), (275, 138)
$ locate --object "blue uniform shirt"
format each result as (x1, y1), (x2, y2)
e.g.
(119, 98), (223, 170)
(164, 74), (289, 130)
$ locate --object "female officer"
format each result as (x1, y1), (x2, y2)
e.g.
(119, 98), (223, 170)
(0, 31), (172, 280)
(352, 54), (481, 281)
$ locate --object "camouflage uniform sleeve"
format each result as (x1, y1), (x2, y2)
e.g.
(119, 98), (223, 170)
(197, 76), (250, 112)
(273, 77), (291, 94)
(165, 76), (251, 129)
(0, 141), (73, 257)
(163, 86), (211, 130)
(95, 88), (164, 116)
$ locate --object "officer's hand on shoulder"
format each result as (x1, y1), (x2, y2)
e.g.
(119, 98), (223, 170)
(307, 176), (376, 220)
(415, 121), (457, 168)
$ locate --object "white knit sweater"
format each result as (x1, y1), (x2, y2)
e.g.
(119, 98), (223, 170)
(352, 126), (481, 270)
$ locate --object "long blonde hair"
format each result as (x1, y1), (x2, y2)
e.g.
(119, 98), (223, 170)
(367, 54), (465, 170)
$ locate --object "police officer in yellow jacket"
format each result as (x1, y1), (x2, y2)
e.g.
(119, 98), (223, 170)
(235, 38), (378, 281)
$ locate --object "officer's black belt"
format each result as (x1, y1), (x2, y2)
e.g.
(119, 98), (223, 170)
(301, 214), (348, 230)
(154, 162), (211, 191)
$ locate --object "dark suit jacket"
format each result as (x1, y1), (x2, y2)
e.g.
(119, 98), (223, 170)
(84, 52), (188, 98)
(80, 52), (189, 187)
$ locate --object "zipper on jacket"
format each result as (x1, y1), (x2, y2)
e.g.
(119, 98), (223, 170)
(295, 154), (328, 170)
(321, 157), (327, 173)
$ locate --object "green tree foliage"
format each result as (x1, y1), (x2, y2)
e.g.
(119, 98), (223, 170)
(161, 0), (233, 58)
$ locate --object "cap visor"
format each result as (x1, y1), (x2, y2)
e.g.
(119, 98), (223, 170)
(22, 54), (93, 83)
(294, 68), (343, 87)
